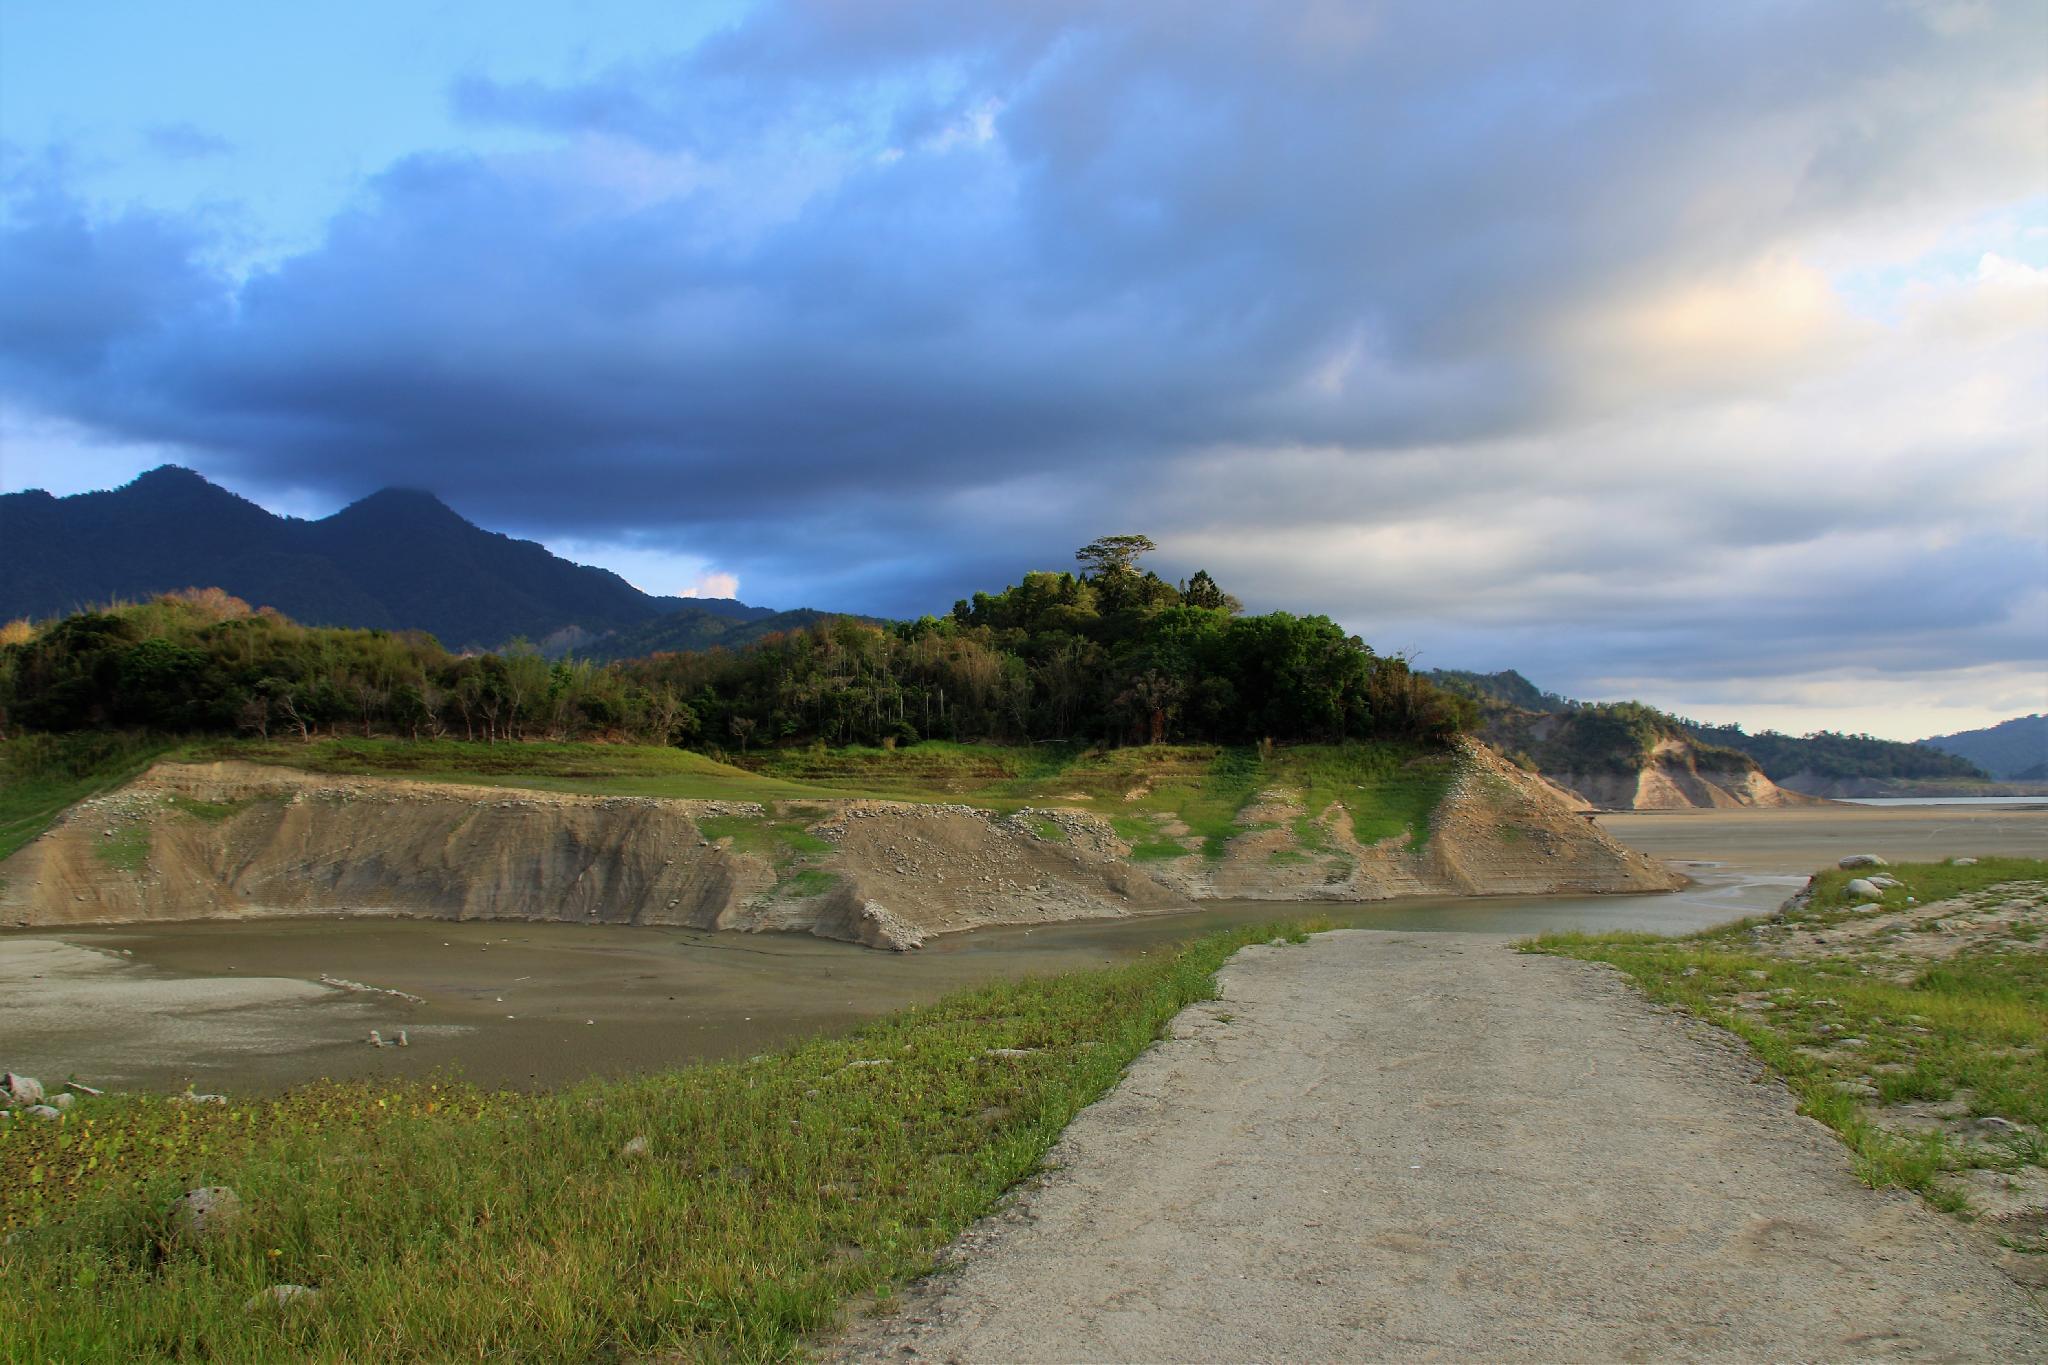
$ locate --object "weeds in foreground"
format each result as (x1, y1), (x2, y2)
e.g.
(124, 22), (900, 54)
(0, 923), (1317, 1361)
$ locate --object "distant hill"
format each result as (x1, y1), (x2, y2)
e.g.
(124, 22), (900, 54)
(0, 466), (777, 652)
(1424, 668), (1572, 715)
(1427, 670), (1812, 809)
(1919, 714), (2048, 781)
(1685, 723), (1986, 787)
(569, 606), (875, 661)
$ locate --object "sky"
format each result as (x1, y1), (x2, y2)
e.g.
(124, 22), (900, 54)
(1, 1), (2043, 741)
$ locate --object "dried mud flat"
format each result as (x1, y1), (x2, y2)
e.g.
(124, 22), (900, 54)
(834, 931), (2046, 1363)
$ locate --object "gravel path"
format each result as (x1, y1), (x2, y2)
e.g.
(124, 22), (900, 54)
(836, 930), (2046, 1363)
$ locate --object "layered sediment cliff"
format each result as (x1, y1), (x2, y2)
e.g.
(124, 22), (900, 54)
(0, 742), (1680, 949)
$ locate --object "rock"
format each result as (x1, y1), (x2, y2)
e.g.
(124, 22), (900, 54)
(1843, 878), (1885, 900)
(1952, 857), (1978, 866)
(167, 1186), (243, 1245)
(169, 1090), (228, 1107)
(983, 1048), (1043, 1059)
(1976, 1116), (2024, 1136)
(1838, 854), (1888, 869)
(4, 1073), (44, 1106)
(1868, 875), (1902, 889)
(65, 1081), (104, 1097)
(396, 1030), (409, 1048)
(620, 1135), (650, 1160)
(1829, 1081), (1880, 1099)
(50, 1093), (74, 1111)
(24, 1105), (61, 1121)
(243, 1284), (320, 1312)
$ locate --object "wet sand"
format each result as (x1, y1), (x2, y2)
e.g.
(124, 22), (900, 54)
(4, 804), (2039, 1096)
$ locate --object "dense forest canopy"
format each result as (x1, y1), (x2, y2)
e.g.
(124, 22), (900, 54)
(0, 542), (1472, 752)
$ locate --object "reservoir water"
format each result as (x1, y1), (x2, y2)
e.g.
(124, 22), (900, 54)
(5, 804), (2041, 1096)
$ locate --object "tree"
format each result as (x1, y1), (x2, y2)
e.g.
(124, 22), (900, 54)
(1075, 534), (1157, 579)
(1178, 570), (1241, 613)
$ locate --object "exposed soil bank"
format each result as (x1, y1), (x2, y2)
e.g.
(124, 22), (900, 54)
(1544, 737), (1821, 811)
(835, 931), (2047, 1361)
(0, 741), (1677, 949)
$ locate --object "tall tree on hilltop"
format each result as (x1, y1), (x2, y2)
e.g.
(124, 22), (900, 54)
(1075, 534), (1156, 579)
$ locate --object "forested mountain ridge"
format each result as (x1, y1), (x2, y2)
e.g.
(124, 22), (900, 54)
(1426, 668), (2004, 797)
(1, 538), (1470, 753)
(1918, 714), (2048, 781)
(0, 466), (772, 652)
(569, 606), (880, 662)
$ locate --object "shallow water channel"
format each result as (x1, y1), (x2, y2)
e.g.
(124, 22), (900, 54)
(9, 802), (2039, 1096)
(1, 870), (1787, 1097)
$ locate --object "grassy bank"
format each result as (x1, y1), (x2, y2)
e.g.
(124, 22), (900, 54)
(0, 923), (1315, 1361)
(192, 735), (1457, 859)
(0, 734), (173, 865)
(1531, 858), (2046, 1216)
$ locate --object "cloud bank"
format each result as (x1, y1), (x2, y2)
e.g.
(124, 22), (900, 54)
(2, 0), (2042, 735)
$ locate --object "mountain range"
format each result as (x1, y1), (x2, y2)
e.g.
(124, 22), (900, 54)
(0, 466), (828, 653)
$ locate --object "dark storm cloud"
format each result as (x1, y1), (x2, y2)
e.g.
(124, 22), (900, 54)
(2, 0), (2042, 710)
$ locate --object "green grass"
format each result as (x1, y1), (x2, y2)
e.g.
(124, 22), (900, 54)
(695, 814), (834, 864)
(1530, 858), (2047, 1214)
(0, 733), (173, 863)
(164, 794), (258, 824)
(1269, 743), (1453, 849)
(190, 738), (840, 804)
(49, 735), (1460, 870)
(1110, 814), (1194, 861)
(773, 868), (842, 899)
(0, 923), (1318, 1362)
(91, 822), (153, 873)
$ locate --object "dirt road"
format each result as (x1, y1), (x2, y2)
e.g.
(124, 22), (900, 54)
(837, 931), (2045, 1362)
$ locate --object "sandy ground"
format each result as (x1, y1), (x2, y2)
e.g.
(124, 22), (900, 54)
(836, 930), (2046, 1362)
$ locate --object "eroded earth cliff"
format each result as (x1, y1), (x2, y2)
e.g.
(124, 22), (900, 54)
(0, 742), (1680, 949)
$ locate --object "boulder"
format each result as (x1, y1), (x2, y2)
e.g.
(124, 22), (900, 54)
(620, 1135), (650, 1160)
(4, 1073), (44, 1106)
(1952, 857), (1979, 867)
(50, 1093), (74, 1111)
(167, 1186), (244, 1246)
(1976, 1116), (2023, 1136)
(1843, 878), (1885, 900)
(1838, 854), (1888, 869)
(23, 1105), (61, 1121)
